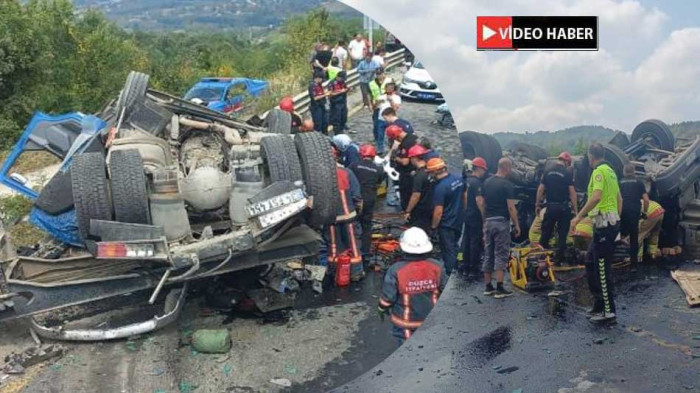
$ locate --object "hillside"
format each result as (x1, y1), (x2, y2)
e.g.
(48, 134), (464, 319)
(73, 0), (363, 31)
(492, 121), (700, 154)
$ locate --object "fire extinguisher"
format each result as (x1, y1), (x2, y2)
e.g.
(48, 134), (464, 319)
(335, 251), (351, 287)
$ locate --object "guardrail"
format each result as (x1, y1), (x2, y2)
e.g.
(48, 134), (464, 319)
(288, 48), (406, 116)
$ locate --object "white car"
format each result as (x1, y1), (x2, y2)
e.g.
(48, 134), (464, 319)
(399, 61), (444, 102)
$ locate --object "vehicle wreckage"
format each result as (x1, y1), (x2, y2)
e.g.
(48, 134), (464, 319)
(0, 71), (341, 340)
(460, 120), (700, 263)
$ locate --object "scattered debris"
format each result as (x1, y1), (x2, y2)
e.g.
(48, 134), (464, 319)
(270, 378), (292, 387)
(593, 338), (606, 345)
(497, 366), (520, 374)
(670, 268), (700, 306)
(375, 369), (384, 377)
(178, 381), (196, 393)
(223, 364), (233, 376)
(246, 288), (294, 313)
(192, 329), (231, 354)
(492, 365), (502, 370)
(3, 344), (64, 375)
(547, 290), (565, 297)
(146, 366), (165, 376)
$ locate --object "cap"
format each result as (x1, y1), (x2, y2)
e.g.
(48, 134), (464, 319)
(407, 144), (429, 158)
(472, 157), (488, 170)
(426, 157), (446, 172)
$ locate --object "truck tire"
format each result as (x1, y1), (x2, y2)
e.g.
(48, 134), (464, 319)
(281, 135), (303, 183)
(631, 119), (675, 152)
(71, 152), (113, 240)
(261, 135), (293, 183)
(265, 108), (292, 135)
(109, 149), (150, 224)
(35, 169), (74, 215)
(294, 132), (338, 227)
(608, 131), (630, 150)
(576, 144), (630, 189)
(512, 142), (548, 161)
(117, 71), (149, 118)
(459, 131), (502, 174)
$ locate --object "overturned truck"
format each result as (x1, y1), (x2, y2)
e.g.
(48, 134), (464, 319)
(459, 120), (700, 259)
(0, 72), (340, 339)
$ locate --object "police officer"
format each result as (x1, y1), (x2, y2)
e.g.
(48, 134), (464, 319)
(403, 144), (434, 232)
(386, 124), (418, 212)
(378, 227), (447, 344)
(535, 151), (578, 263)
(570, 143), (622, 324)
(619, 163), (649, 264)
(427, 157), (466, 275)
(308, 70), (330, 134)
(349, 144), (385, 265)
(461, 157), (488, 277)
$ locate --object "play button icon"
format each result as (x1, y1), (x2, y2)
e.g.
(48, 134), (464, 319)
(482, 25), (496, 41)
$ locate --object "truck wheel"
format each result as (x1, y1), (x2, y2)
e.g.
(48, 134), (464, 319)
(261, 135), (293, 183)
(109, 149), (150, 224)
(512, 142), (548, 161)
(117, 71), (149, 118)
(608, 131), (630, 150)
(631, 119), (675, 152)
(294, 132), (339, 227)
(281, 135), (303, 183)
(576, 144), (630, 188)
(265, 108), (292, 135)
(35, 170), (74, 215)
(459, 131), (502, 174)
(71, 152), (113, 240)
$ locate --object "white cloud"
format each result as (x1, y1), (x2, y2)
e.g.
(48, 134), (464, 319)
(343, 0), (697, 133)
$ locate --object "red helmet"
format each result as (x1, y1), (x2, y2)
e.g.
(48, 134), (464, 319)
(385, 124), (403, 140)
(407, 144), (428, 158)
(359, 144), (376, 158)
(279, 96), (294, 113)
(558, 151), (572, 163)
(472, 157), (488, 170)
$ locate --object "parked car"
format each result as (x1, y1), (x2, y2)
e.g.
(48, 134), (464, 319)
(183, 77), (268, 114)
(399, 61), (444, 102)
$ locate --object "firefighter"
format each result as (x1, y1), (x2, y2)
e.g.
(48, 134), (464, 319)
(535, 151), (578, 263)
(327, 146), (364, 281)
(349, 144), (385, 264)
(386, 124), (418, 212)
(570, 143), (621, 324)
(461, 157), (488, 277)
(277, 96), (303, 133)
(308, 70), (330, 134)
(332, 134), (361, 168)
(403, 144), (434, 233)
(619, 163), (649, 264)
(328, 71), (349, 134)
(378, 227), (448, 344)
(427, 157), (466, 275)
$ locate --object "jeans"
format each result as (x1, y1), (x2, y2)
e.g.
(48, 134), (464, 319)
(372, 109), (387, 153)
(539, 203), (572, 260)
(439, 227), (461, 275)
(310, 105), (328, 134)
(386, 177), (400, 207)
(585, 224), (619, 315)
(360, 83), (371, 107)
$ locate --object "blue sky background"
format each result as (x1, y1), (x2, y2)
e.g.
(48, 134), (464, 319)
(344, 0), (700, 134)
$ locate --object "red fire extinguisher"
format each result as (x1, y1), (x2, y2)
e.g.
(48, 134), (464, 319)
(335, 252), (351, 287)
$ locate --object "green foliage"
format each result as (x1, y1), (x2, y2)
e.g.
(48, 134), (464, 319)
(669, 121), (700, 139)
(0, 1), (363, 149)
(0, 195), (32, 225)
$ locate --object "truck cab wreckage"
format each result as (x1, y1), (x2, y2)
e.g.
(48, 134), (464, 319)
(0, 72), (341, 340)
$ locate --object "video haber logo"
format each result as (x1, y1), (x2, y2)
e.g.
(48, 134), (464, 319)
(477, 16), (598, 51)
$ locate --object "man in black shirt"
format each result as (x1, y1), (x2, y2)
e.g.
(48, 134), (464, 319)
(482, 158), (521, 298)
(386, 125), (418, 211)
(403, 144), (434, 232)
(535, 151), (578, 263)
(619, 163), (649, 264)
(349, 144), (385, 263)
(461, 157), (488, 277)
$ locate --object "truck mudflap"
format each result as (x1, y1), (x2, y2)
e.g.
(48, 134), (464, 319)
(29, 284), (187, 341)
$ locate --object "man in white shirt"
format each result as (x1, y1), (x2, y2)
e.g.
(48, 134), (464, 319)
(348, 33), (367, 69)
(372, 49), (386, 68)
(334, 40), (348, 69)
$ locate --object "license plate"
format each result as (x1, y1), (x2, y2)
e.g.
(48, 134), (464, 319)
(417, 93), (435, 99)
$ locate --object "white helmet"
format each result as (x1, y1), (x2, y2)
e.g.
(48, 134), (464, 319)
(400, 227), (433, 254)
(463, 159), (473, 172)
(332, 134), (352, 151)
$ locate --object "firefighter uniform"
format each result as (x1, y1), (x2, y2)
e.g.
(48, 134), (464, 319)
(308, 74), (328, 134)
(326, 164), (364, 279)
(349, 146), (385, 261)
(539, 163), (575, 260)
(462, 173), (485, 275)
(328, 73), (348, 134)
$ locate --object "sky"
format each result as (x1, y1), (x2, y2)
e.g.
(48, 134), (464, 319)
(343, 0), (700, 134)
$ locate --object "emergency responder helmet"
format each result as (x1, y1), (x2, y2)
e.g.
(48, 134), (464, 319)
(472, 157), (488, 170)
(558, 151), (572, 164)
(400, 227), (433, 254)
(332, 134), (352, 152)
(407, 144), (429, 158)
(279, 96), (294, 113)
(359, 144), (376, 158)
(426, 157), (447, 172)
(385, 124), (403, 140)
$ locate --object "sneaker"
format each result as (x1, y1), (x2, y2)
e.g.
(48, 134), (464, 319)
(589, 312), (616, 324)
(483, 284), (496, 296)
(493, 287), (513, 299)
(586, 306), (603, 315)
(350, 271), (366, 282)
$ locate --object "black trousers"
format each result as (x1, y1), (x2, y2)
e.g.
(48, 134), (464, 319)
(358, 199), (376, 258)
(310, 105), (328, 134)
(620, 209), (640, 264)
(330, 101), (347, 133)
(461, 213), (483, 274)
(585, 224), (619, 315)
(540, 203), (571, 260)
(408, 208), (432, 233)
(398, 175), (413, 212)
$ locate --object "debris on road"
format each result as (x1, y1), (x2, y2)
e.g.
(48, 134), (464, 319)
(670, 267), (700, 306)
(270, 377), (292, 387)
(192, 329), (232, 354)
(2, 344), (65, 375)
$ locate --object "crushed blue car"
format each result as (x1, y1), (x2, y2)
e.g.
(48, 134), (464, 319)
(183, 77), (268, 114)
